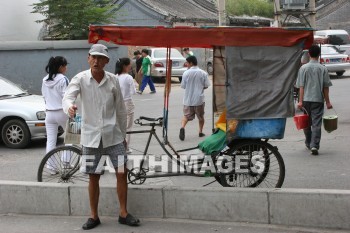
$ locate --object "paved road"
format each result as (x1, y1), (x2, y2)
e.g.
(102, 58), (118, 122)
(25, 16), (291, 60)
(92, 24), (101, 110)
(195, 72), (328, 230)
(0, 72), (349, 189)
(0, 214), (348, 233)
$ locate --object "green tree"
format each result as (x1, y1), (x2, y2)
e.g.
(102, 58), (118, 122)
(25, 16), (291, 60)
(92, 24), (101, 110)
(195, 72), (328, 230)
(32, 0), (117, 40)
(226, 0), (274, 18)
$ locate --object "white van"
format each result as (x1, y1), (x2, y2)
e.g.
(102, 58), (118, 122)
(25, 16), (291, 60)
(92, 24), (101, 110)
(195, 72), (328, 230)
(315, 30), (350, 55)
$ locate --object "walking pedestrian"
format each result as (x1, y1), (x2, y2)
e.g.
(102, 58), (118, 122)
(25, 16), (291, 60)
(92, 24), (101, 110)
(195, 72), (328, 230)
(183, 48), (194, 58)
(116, 58), (136, 154)
(134, 50), (143, 90)
(179, 56), (210, 141)
(137, 49), (156, 94)
(295, 44), (333, 155)
(41, 56), (70, 173)
(63, 44), (140, 230)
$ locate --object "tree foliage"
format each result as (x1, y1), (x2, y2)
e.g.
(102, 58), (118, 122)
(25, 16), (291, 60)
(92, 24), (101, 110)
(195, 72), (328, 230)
(226, 0), (274, 18)
(32, 0), (117, 40)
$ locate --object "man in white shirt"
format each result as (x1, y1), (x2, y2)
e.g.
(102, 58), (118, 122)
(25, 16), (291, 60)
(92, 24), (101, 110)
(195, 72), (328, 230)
(63, 44), (140, 230)
(179, 56), (210, 141)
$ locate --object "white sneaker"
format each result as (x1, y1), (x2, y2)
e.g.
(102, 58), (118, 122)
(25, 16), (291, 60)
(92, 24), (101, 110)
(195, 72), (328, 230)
(49, 169), (59, 175)
(63, 162), (73, 169)
(126, 149), (133, 154)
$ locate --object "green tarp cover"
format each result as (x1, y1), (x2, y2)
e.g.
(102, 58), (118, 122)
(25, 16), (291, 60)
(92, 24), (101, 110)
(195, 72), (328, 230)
(198, 129), (226, 155)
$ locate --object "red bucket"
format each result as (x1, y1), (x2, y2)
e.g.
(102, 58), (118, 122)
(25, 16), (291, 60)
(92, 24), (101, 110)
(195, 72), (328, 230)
(294, 108), (309, 130)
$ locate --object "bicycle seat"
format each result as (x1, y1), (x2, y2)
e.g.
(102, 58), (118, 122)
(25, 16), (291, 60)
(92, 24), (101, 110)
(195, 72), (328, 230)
(139, 116), (163, 122)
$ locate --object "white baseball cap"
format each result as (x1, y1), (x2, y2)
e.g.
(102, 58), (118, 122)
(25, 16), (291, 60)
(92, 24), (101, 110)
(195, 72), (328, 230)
(89, 44), (109, 59)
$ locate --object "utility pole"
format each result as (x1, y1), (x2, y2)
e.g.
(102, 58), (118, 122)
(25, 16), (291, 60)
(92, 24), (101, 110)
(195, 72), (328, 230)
(217, 0), (226, 26)
(274, 0), (282, 27)
(308, 0), (316, 29)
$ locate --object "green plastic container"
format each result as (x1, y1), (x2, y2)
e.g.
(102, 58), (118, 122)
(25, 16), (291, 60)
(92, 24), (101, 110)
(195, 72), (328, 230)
(323, 115), (338, 133)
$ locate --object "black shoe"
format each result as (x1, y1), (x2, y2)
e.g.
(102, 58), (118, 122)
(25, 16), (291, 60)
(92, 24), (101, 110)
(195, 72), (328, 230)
(311, 147), (319, 155)
(82, 218), (101, 230)
(118, 214), (140, 226)
(305, 144), (310, 150)
(150, 90), (156, 94)
(199, 133), (206, 137)
(179, 128), (185, 141)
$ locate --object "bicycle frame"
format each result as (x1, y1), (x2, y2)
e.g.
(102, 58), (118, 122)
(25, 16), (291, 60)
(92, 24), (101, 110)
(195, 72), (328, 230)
(126, 123), (208, 181)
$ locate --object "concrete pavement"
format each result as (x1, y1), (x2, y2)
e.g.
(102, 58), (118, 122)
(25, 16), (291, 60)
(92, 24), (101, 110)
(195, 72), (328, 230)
(0, 74), (350, 232)
(1, 215), (349, 233)
(1, 181), (350, 230)
(1, 74), (350, 189)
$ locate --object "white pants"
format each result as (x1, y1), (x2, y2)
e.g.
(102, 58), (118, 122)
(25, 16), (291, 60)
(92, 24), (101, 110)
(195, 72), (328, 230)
(125, 99), (135, 150)
(45, 110), (69, 169)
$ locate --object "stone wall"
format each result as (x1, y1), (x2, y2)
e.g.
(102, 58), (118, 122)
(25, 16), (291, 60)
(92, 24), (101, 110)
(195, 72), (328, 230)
(0, 41), (127, 94)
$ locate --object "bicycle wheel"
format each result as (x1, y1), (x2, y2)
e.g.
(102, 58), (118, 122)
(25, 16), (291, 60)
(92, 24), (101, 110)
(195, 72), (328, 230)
(37, 145), (88, 183)
(219, 140), (285, 188)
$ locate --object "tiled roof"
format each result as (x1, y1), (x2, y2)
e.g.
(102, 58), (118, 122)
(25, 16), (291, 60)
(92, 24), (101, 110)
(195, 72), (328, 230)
(137, 0), (218, 22)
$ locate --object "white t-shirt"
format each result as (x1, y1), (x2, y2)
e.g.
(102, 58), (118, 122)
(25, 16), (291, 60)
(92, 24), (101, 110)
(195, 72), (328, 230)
(117, 73), (136, 101)
(181, 66), (210, 106)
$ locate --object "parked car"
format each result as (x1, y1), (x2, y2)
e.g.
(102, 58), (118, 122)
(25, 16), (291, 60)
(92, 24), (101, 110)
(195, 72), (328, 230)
(0, 76), (63, 149)
(147, 48), (188, 82)
(315, 30), (350, 56)
(207, 55), (213, 75)
(301, 45), (350, 76)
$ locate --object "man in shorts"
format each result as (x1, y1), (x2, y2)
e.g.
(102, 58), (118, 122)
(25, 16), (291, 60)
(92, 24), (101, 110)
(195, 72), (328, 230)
(179, 56), (210, 141)
(63, 44), (140, 230)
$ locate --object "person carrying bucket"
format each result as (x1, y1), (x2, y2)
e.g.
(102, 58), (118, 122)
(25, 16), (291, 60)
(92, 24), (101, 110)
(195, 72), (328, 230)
(295, 45), (333, 156)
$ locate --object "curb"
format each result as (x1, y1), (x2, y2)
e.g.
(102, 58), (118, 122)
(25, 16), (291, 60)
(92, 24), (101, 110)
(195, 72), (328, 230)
(0, 181), (349, 230)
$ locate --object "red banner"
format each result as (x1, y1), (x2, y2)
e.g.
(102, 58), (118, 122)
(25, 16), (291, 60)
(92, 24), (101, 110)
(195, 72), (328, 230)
(89, 25), (314, 49)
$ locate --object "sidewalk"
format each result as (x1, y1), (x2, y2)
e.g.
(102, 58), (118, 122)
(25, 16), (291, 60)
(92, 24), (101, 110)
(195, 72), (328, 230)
(0, 214), (347, 233)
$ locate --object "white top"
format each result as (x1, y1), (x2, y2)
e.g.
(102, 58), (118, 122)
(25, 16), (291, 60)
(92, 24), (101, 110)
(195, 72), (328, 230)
(63, 69), (127, 148)
(117, 73), (136, 101)
(41, 73), (69, 110)
(181, 66), (210, 106)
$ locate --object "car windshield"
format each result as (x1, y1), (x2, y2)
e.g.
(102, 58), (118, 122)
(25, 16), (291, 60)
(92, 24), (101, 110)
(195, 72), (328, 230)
(321, 46), (340, 54)
(154, 49), (183, 58)
(0, 77), (26, 97)
(328, 35), (350, 45)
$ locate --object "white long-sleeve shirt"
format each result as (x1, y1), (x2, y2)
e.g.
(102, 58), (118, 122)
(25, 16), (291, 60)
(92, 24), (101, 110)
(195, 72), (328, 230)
(63, 69), (127, 148)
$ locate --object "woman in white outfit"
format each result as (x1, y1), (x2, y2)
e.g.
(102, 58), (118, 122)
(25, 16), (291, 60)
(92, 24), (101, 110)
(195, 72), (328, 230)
(41, 56), (69, 173)
(116, 58), (136, 154)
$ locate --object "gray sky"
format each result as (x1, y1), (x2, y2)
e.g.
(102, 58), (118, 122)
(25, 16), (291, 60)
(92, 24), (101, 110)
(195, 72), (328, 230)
(0, 0), (44, 41)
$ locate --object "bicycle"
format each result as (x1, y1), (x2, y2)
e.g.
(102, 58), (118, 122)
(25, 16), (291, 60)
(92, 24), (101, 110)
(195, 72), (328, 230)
(37, 116), (285, 188)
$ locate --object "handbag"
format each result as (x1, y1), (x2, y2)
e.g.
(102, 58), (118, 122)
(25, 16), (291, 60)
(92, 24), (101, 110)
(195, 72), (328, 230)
(64, 115), (81, 145)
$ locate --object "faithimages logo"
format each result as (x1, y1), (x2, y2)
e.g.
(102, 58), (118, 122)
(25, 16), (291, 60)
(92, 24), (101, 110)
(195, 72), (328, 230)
(80, 153), (266, 175)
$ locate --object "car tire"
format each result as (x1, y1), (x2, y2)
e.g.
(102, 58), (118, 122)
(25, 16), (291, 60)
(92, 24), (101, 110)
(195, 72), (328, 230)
(336, 71), (345, 76)
(207, 62), (213, 75)
(1, 119), (31, 149)
(178, 77), (182, 83)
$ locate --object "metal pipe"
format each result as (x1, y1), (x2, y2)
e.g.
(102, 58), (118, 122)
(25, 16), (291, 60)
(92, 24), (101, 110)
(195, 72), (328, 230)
(217, 0), (226, 26)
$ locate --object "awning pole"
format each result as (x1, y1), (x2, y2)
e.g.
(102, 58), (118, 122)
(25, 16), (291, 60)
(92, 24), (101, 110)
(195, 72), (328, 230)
(163, 46), (172, 144)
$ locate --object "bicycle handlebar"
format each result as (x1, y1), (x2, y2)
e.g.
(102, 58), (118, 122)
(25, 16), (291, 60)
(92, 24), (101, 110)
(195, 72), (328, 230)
(134, 116), (163, 127)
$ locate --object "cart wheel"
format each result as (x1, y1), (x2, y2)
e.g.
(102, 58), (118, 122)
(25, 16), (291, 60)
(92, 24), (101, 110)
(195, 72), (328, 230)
(128, 168), (147, 185)
(37, 145), (88, 183)
(219, 140), (285, 188)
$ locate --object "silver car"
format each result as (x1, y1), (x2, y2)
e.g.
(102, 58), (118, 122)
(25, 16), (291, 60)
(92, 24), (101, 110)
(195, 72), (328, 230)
(301, 45), (350, 76)
(148, 48), (188, 82)
(0, 76), (47, 149)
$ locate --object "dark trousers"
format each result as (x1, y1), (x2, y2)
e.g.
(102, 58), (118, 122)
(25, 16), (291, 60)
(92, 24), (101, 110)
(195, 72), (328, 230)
(303, 101), (324, 149)
(140, 75), (156, 92)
